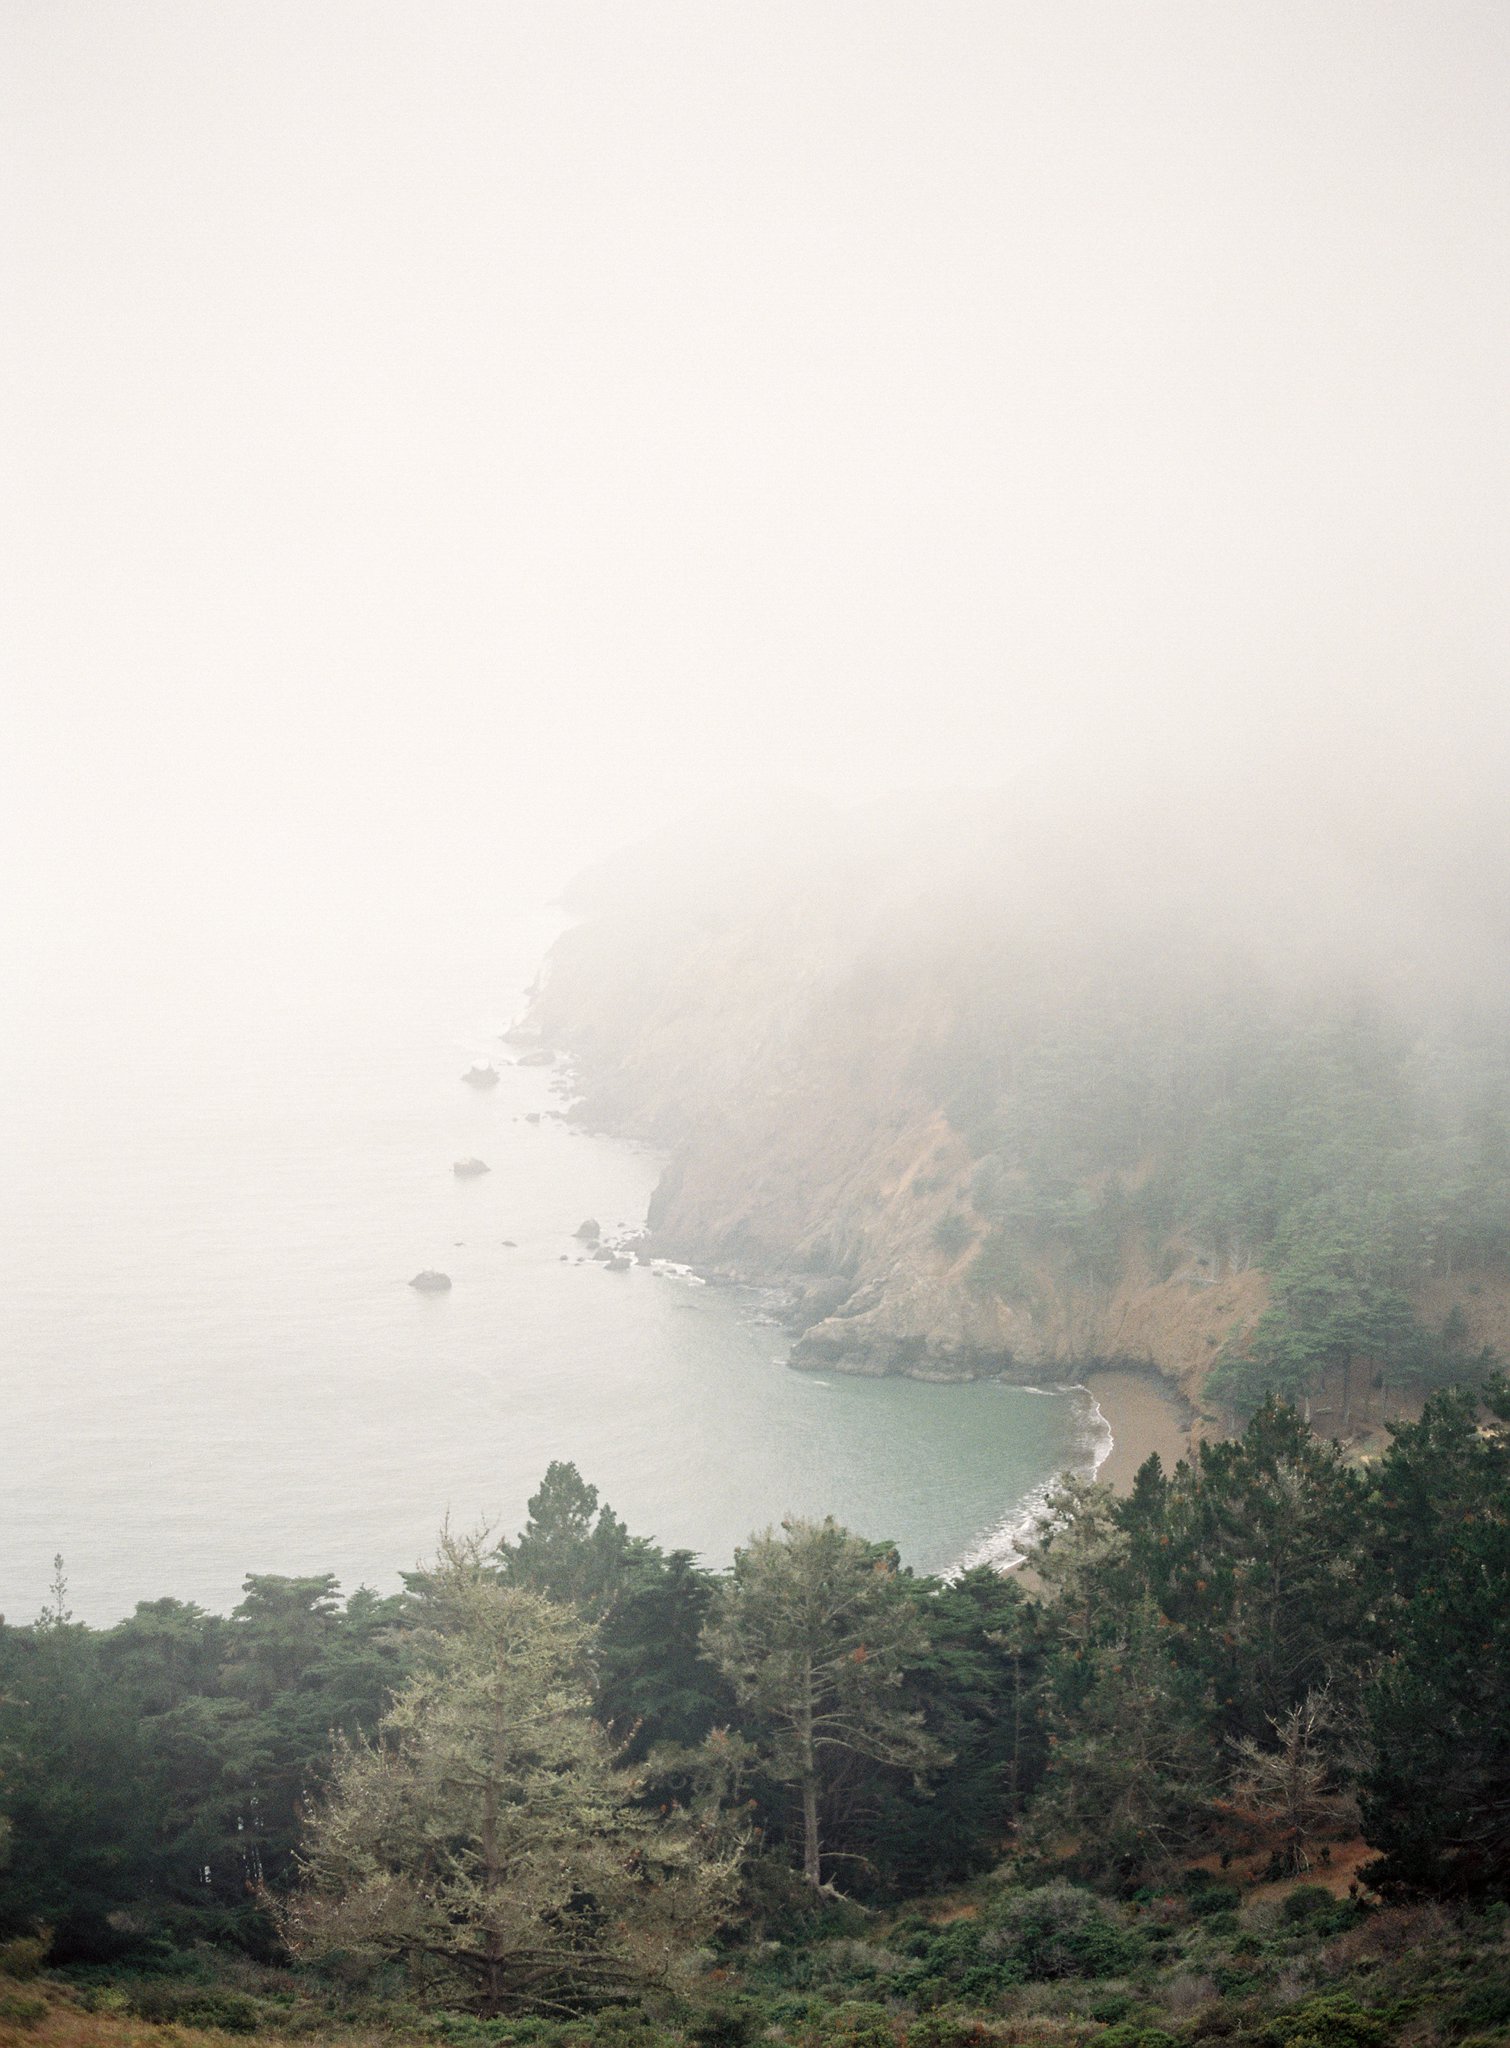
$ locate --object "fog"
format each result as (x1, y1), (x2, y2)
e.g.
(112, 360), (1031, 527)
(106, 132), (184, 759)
(4, 3), (1509, 1000)
(4, 4), (1510, 1638)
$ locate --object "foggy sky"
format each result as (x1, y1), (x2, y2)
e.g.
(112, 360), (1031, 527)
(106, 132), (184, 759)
(4, 3), (1509, 980)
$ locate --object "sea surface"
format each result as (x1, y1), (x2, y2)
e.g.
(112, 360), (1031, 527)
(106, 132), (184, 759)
(1, 904), (1101, 1625)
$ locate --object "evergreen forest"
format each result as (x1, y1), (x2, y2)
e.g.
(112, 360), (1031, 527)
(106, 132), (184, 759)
(908, 946), (1510, 1418)
(2, 1376), (1509, 2048)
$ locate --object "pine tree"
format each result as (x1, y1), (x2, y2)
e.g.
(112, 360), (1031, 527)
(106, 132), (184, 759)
(496, 1462), (639, 1619)
(1026, 1599), (1214, 1881)
(702, 1518), (947, 1892)
(1361, 1379), (1510, 1896)
(1130, 1402), (1377, 1744)
(287, 1532), (737, 2014)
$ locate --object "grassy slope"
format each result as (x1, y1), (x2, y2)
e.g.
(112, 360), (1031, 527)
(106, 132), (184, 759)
(7, 1846), (1510, 2048)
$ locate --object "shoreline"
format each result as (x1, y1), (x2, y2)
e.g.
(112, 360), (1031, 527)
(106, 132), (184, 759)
(950, 1367), (1196, 1580)
(575, 1215), (1197, 1541)
(1083, 1366), (1194, 1491)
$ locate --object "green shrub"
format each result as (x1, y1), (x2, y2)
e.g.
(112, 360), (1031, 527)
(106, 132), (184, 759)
(1097, 2028), (1178, 2048)
(0, 1990), (47, 2028)
(686, 1995), (762, 2048)
(1448, 1981), (1510, 2039)
(1265, 1993), (1389, 2048)
(1211, 1966), (1262, 1997)
(933, 1214), (974, 1260)
(806, 1999), (897, 2048)
(905, 2011), (990, 2048)
(893, 1887), (1143, 2008)
(0, 1937), (47, 1980)
(1184, 1876), (1243, 1919)
(124, 1980), (265, 2032)
(766, 1993), (829, 2033)
(1183, 2012), (1241, 2043)
(887, 1921), (1021, 2008)
(589, 2010), (659, 2048)
(75, 1985), (131, 2015)
(1087, 1994), (1137, 2025)
(1281, 1888), (1336, 1926)
(1274, 1888), (1360, 1941)
(991, 1884), (1144, 1980)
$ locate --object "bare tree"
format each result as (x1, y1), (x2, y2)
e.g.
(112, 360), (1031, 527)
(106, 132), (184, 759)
(1227, 1687), (1359, 1875)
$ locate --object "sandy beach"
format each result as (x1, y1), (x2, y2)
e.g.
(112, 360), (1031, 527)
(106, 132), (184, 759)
(1084, 1366), (1194, 1491)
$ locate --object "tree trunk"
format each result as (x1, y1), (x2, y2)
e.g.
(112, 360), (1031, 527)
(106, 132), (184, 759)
(802, 1773), (822, 1888)
(482, 1689), (506, 2011)
(800, 1660), (822, 1887)
(1009, 1651), (1023, 1817)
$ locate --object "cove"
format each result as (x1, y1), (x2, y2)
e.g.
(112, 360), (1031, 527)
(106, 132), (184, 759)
(0, 915), (1091, 1623)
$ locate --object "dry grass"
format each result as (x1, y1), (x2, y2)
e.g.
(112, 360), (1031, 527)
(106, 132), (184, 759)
(1240, 1835), (1378, 1905)
(1182, 1829), (1378, 1901)
(0, 1982), (415, 2048)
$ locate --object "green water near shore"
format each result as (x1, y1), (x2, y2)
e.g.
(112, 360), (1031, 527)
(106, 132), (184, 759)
(1, 917), (1093, 1622)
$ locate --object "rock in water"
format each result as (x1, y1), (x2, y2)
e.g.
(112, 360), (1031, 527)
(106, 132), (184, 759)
(409, 1270), (452, 1293)
(573, 1217), (602, 1241)
(514, 1048), (555, 1067)
(462, 1064), (499, 1088)
(453, 1158), (490, 1177)
(605, 1254), (632, 1272)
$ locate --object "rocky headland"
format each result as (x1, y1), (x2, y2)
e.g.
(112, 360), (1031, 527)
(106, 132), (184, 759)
(524, 795), (1510, 1442)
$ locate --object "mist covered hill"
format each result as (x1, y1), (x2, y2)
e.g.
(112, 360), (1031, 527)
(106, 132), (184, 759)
(528, 784), (1510, 1427)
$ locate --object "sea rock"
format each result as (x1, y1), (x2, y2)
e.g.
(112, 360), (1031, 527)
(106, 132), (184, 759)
(453, 1158), (490, 1178)
(605, 1254), (632, 1272)
(514, 1048), (555, 1068)
(409, 1270), (452, 1293)
(574, 1218), (602, 1241)
(462, 1065), (499, 1088)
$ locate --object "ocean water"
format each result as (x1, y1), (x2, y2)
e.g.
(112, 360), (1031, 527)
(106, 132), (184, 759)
(1, 905), (1099, 1625)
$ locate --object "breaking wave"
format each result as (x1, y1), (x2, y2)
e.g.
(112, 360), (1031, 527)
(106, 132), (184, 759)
(946, 1383), (1113, 1578)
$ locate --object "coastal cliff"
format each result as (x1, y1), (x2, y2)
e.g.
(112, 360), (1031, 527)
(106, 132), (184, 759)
(527, 798), (1510, 1426)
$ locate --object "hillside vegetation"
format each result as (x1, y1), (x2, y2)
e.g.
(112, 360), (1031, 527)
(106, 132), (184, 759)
(529, 799), (1510, 1421)
(7, 802), (1509, 2044)
(3, 1380), (1509, 2045)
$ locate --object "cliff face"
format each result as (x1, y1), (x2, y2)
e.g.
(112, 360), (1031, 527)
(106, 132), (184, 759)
(524, 810), (1271, 1408)
(526, 800), (1510, 1419)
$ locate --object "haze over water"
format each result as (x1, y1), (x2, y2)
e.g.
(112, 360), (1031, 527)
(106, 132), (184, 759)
(7, 10), (1506, 1628)
(2, 897), (1089, 1627)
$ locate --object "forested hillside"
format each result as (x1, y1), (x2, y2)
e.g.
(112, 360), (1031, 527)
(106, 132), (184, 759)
(529, 799), (1510, 1421)
(7, 809), (1510, 2045)
(3, 1383), (1508, 2045)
